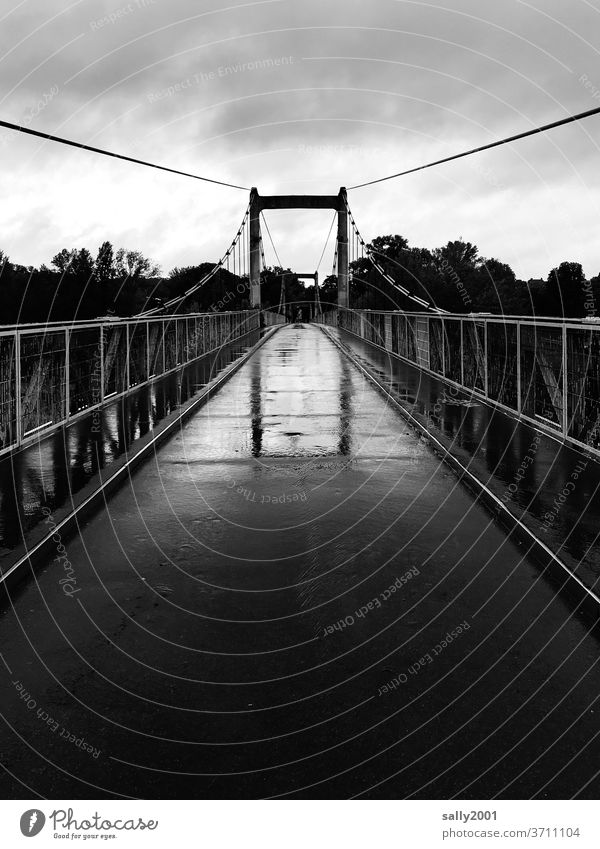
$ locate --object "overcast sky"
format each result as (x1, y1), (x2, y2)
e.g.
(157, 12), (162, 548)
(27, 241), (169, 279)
(1, 0), (600, 281)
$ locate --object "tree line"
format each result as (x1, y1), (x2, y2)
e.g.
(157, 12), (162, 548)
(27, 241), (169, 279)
(335, 235), (600, 317)
(0, 240), (316, 323)
(1, 234), (598, 323)
(0, 242), (165, 323)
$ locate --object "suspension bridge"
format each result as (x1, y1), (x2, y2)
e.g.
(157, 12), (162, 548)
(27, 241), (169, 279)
(1, 109), (600, 800)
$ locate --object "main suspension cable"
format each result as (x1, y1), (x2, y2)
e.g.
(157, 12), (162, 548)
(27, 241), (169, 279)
(137, 204), (250, 316)
(0, 118), (250, 191)
(345, 197), (447, 313)
(348, 104), (600, 190)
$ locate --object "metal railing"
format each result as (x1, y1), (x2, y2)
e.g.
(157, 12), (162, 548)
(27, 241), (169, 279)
(318, 308), (600, 457)
(0, 310), (260, 455)
(262, 310), (287, 327)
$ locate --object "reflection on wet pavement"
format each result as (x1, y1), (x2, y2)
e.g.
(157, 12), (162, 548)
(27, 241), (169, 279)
(0, 335), (260, 562)
(332, 327), (600, 591)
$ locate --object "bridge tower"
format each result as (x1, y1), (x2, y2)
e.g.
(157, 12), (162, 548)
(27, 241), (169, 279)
(294, 272), (321, 319)
(248, 187), (349, 310)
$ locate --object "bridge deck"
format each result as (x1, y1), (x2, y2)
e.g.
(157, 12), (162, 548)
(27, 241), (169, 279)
(1, 324), (599, 799)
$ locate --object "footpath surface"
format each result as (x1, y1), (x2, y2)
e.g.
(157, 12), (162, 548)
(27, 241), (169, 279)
(0, 324), (598, 799)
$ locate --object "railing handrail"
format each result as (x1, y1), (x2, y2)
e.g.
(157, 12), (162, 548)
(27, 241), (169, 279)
(327, 307), (600, 325)
(0, 308), (257, 333)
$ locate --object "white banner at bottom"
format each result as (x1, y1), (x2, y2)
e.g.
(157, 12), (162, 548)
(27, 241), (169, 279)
(0, 799), (598, 848)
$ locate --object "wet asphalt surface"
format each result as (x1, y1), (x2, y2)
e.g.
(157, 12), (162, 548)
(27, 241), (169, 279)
(1, 324), (599, 799)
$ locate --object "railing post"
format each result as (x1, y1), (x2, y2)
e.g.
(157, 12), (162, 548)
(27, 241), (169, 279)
(441, 318), (446, 376)
(562, 323), (568, 437)
(100, 324), (105, 403)
(126, 324), (130, 389)
(384, 314), (392, 350)
(516, 321), (521, 414)
(65, 328), (70, 420)
(460, 319), (464, 385)
(146, 321), (150, 380)
(15, 330), (21, 448)
(483, 320), (488, 398)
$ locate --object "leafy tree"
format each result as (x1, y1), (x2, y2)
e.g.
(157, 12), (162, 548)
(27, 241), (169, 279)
(0, 250), (15, 322)
(94, 241), (116, 315)
(162, 263), (245, 313)
(112, 249), (161, 315)
(434, 239), (480, 273)
(320, 274), (338, 309)
(368, 235), (409, 268)
(395, 246), (440, 308)
(431, 239), (481, 312)
(95, 241), (115, 283)
(115, 248), (160, 280)
(365, 235), (415, 308)
(51, 248), (76, 273)
(348, 236), (409, 311)
(73, 248), (94, 276)
(545, 261), (586, 317)
(472, 259), (516, 313)
(49, 248), (96, 318)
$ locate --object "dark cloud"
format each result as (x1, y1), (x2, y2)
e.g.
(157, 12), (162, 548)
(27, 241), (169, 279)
(1, 0), (600, 278)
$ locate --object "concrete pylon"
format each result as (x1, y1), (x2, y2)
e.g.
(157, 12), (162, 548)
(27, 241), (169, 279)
(314, 270), (321, 316)
(337, 187), (349, 309)
(249, 187), (261, 309)
(248, 187), (349, 310)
